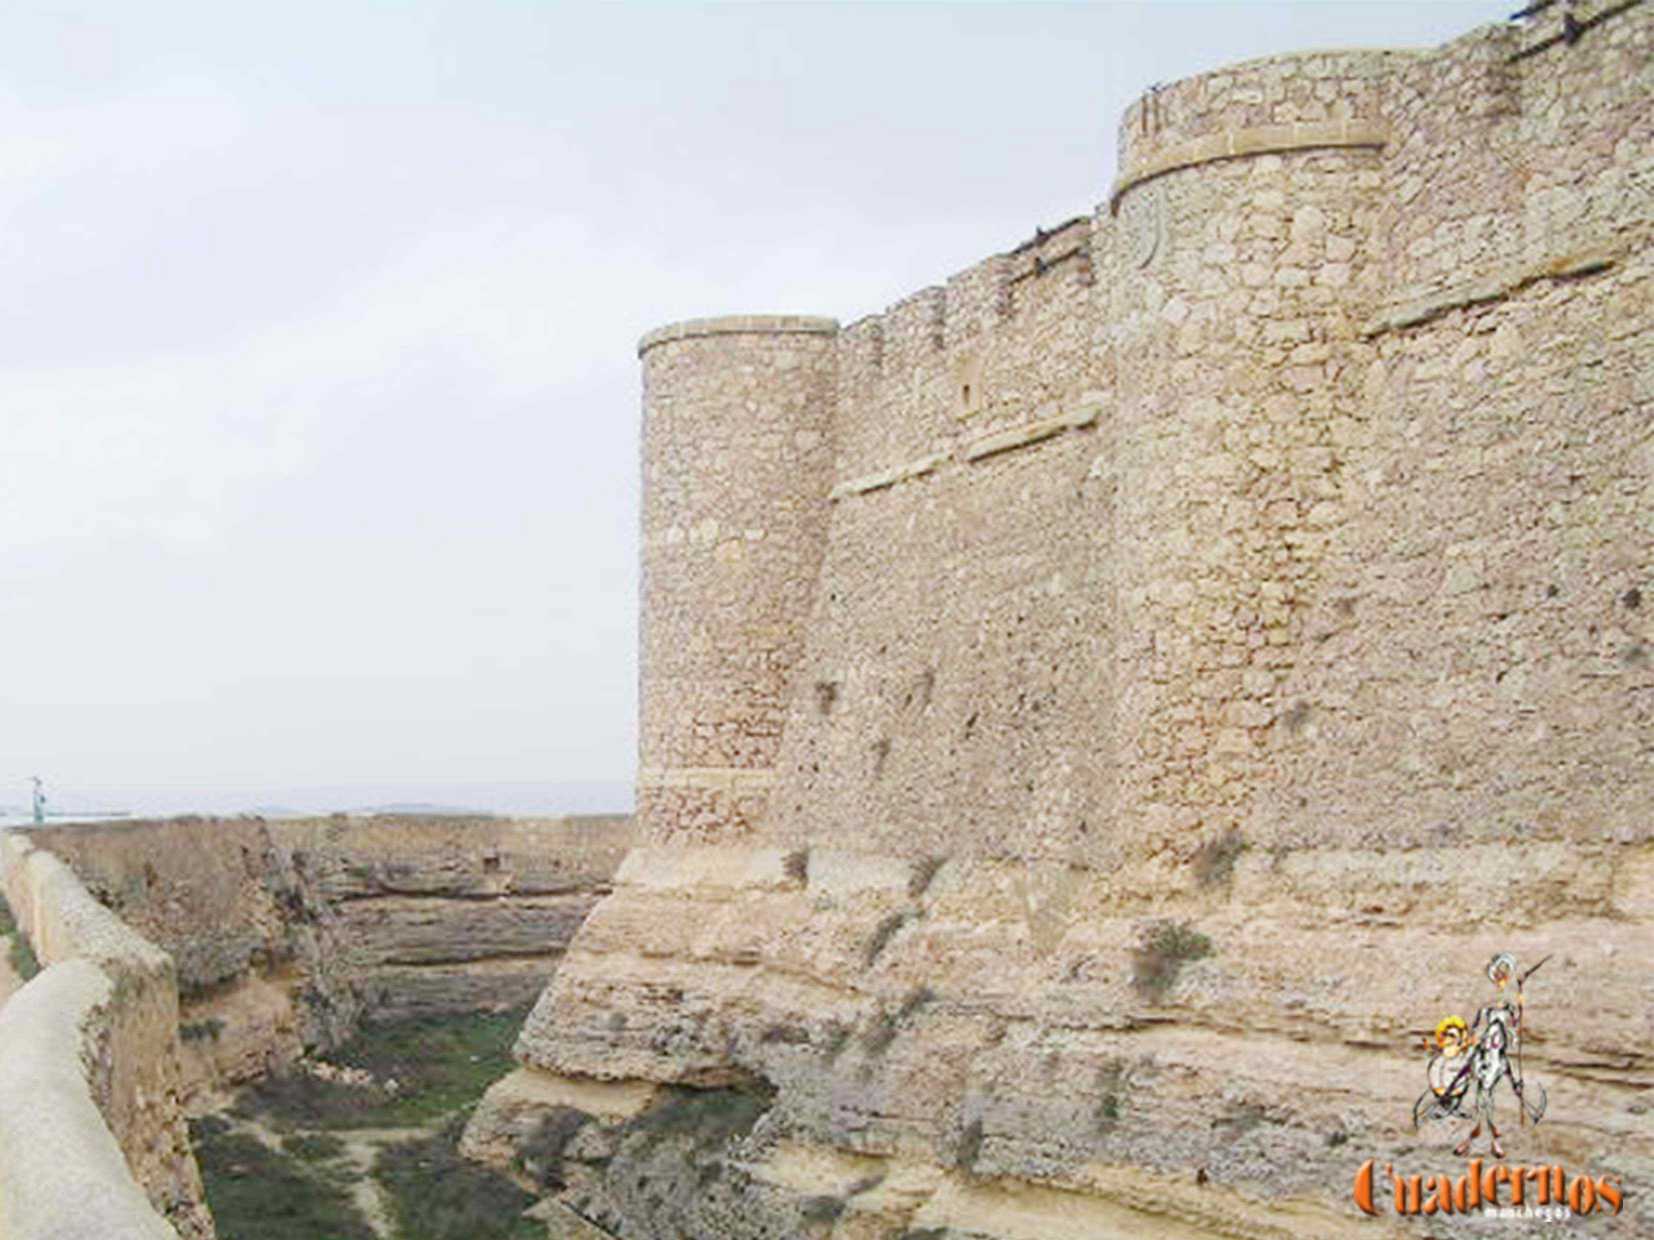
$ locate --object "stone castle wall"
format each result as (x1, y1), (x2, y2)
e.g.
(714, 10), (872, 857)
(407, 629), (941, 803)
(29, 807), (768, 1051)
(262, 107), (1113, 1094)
(493, 7), (1653, 1238)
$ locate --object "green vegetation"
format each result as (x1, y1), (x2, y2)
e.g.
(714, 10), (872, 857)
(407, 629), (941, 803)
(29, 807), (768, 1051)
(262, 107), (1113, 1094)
(181, 1018), (226, 1043)
(800, 1194), (845, 1226)
(5, 925), (41, 983)
(0, 891), (41, 982)
(1191, 829), (1247, 886)
(907, 854), (946, 899)
(375, 1116), (540, 1240)
(862, 910), (909, 967)
(190, 1117), (374, 1240)
(951, 1118), (985, 1173)
(199, 1008), (547, 1240)
(862, 1010), (898, 1055)
(233, 1007), (527, 1131)
(617, 1085), (772, 1153)
(1094, 1060), (1127, 1131)
(517, 1106), (591, 1190)
(1130, 919), (1213, 998)
(280, 1132), (346, 1163)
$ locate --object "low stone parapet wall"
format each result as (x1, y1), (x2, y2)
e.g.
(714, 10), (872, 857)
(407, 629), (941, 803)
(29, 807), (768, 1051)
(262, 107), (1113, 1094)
(0, 832), (210, 1240)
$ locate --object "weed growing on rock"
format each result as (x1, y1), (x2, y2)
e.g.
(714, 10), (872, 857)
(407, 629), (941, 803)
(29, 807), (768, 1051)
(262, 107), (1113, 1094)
(0, 893), (15, 936)
(821, 1021), (852, 1061)
(1130, 920), (1213, 998)
(907, 855), (946, 899)
(863, 911), (909, 967)
(1094, 1060), (1127, 1131)
(952, 1118), (985, 1174)
(519, 1106), (592, 1190)
(619, 1084), (773, 1154)
(800, 1194), (846, 1225)
(782, 848), (809, 885)
(181, 1018), (226, 1043)
(862, 1011), (899, 1055)
(1191, 829), (1247, 886)
(894, 985), (937, 1024)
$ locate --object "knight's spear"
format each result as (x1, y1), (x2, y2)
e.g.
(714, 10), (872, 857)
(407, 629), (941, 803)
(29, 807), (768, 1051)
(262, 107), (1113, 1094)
(1517, 953), (1551, 1126)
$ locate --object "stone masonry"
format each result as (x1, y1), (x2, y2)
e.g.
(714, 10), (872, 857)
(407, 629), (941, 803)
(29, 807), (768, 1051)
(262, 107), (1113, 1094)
(478, 7), (1653, 1238)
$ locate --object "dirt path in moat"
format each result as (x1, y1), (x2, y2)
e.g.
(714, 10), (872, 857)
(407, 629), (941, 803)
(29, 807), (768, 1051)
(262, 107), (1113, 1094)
(219, 1112), (448, 1240)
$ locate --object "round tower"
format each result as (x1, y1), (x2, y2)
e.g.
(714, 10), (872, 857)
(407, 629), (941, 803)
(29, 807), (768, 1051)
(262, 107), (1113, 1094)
(635, 314), (838, 844)
(1103, 49), (1411, 850)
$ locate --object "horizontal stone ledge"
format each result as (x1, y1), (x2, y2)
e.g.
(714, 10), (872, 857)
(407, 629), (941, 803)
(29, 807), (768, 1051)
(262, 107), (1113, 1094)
(636, 766), (778, 794)
(1109, 118), (1388, 213)
(962, 401), (1100, 461)
(829, 396), (1104, 502)
(637, 315), (839, 357)
(829, 451), (949, 500)
(1364, 244), (1621, 336)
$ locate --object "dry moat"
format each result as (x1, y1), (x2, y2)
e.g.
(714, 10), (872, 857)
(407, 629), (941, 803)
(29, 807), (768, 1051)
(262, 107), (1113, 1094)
(2, 4), (1651, 1238)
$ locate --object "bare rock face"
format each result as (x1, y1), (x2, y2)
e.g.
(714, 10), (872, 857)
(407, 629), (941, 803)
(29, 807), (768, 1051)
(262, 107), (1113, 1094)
(471, 6), (1654, 1237)
(35, 814), (633, 1108)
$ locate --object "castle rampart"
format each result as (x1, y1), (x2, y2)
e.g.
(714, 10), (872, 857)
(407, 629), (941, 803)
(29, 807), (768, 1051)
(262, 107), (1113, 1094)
(499, 6), (1654, 1236)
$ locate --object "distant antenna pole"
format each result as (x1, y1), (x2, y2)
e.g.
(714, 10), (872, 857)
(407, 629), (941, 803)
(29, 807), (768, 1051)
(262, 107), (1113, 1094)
(31, 776), (46, 825)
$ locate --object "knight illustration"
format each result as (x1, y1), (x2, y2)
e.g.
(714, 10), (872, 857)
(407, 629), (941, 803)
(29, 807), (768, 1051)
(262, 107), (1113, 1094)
(1413, 951), (1548, 1157)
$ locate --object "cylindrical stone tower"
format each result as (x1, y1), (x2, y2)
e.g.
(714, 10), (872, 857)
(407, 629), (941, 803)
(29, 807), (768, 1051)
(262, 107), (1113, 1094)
(635, 315), (838, 844)
(1104, 50), (1410, 852)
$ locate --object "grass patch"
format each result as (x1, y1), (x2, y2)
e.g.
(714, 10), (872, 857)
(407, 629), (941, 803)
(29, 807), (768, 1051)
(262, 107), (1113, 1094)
(0, 892), (15, 937)
(1130, 920), (1212, 999)
(376, 1115), (541, 1240)
(190, 1118), (375, 1240)
(233, 1007), (527, 1130)
(783, 848), (809, 885)
(280, 1132), (346, 1163)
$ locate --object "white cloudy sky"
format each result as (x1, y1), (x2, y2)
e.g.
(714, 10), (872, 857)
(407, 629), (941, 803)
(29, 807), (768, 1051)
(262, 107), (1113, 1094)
(1, 1), (1508, 816)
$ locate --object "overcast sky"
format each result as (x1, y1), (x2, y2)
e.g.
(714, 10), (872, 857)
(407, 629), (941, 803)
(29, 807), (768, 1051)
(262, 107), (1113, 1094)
(0, 1), (1509, 816)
